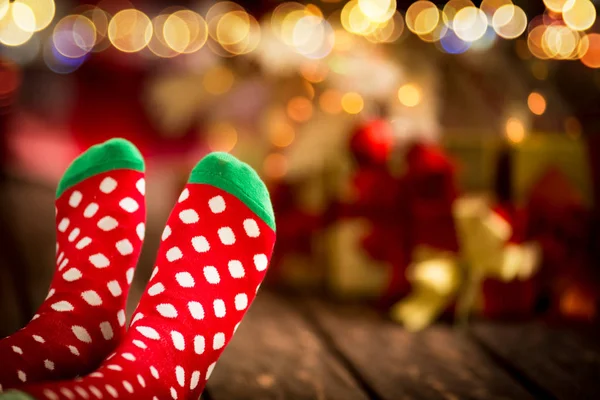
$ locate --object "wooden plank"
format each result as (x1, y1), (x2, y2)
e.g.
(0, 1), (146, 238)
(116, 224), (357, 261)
(304, 299), (533, 400)
(206, 291), (369, 400)
(471, 322), (600, 400)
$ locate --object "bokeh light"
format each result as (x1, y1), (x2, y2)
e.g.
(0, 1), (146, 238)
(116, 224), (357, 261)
(108, 9), (153, 53)
(287, 96), (313, 122)
(206, 122), (238, 152)
(263, 153), (288, 179)
(300, 62), (329, 83)
(406, 1), (439, 36)
(527, 92), (546, 115)
(358, 0), (396, 24)
(480, 0), (512, 23)
(398, 84), (422, 107)
(581, 33), (600, 68)
(453, 7), (487, 42)
(53, 15), (96, 59)
(319, 89), (343, 114)
(543, 0), (569, 13)
(505, 117), (525, 143)
(0, 0), (8, 21)
(528, 25), (551, 60)
(492, 5), (527, 39)
(15, 0), (55, 32)
(562, 0), (596, 32)
(0, 3), (34, 46)
(148, 13), (180, 58)
(442, 0), (474, 28)
(341, 92), (364, 114)
(268, 117), (296, 148)
(203, 65), (235, 95)
(44, 36), (87, 74)
(81, 7), (111, 52)
(292, 15), (334, 59)
(163, 10), (208, 54)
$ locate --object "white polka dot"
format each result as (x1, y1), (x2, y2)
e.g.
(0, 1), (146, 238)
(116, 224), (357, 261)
(133, 340), (147, 349)
(52, 301), (74, 312)
(100, 177), (117, 194)
(175, 272), (195, 287)
(208, 195), (226, 213)
(179, 209), (199, 224)
(137, 326), (160, 340)
(213, 332), (225, 350)
(190, 371), (200, 390)
(122, 353), (136, 361)
(84, 203), (99, 218)
(57, 251), (65, 265)
(100, 321), (114, 340)
(228, 260), (245, 278)
(126, 267), (135, 284)
(213, 299), (226, 318)
(170, 387), (178, 400)
(31, 314), (40, 320)
(44, 389), (59, 400)
(60, 387), (75, 399)
(243, 219), (260, 237)
(68, 228), (81, 242)
(191, 236), (210, 253)
(72, 326), (92, 343)
(136, 223), (145, 240)
(88, 386), (102, 399)
(105, 384), (118, 398)
(136, 178), (145, 195)
(69, 345), (80, 356)
(166, 247), (183, 262)
(90, 372), (103, 378)
(119, 197), (139, 213)
(58, 258), (69, 271)
(137, 375), (146, 388)
(150, 366), (159, 379)
(12, 346), (22, 354)
(254, 254), (268, 271)
(206, 362), (216, 380)
(116, 239), (134, 256)
(74, 386), (88, 399)
(150, 266), (159, 280)
(106, 365), (122, 371)
(33, 335), (45, 343)
(107, 280), (122, 297)
(235, 293), (248, 310)
(131, 313), (144, 325)
(162, 225), (171, 241)
(218, 227), (236, 245)
(68, 191), (83, 208)
(203, 266), (220, 284)
(156, 303), (178, 318)
(193, 335), (205, 354)
(171, 331), (185, 351)
(63, 268), (82, 282)
(76, 237), (92, 249)
(117, 310), (126, 327)
(176, 366), (185, 387)
(17, 370), (26, 382)
(123, 381), (134, 394)
(188, 301), (204, 320)
(98, 216), (118, 231)
(58, 218), (70, 233)
(90, 253), (110, 268)
(178, 188), (189, 202)
(82, 290), (102, 306)
(148, 282), (165, 296)
(44, 359), (55, 370)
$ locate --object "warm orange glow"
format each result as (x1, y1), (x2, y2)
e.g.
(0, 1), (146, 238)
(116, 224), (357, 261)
(300, 62), (329, 83)
(341, 92), (364, 114)
(527, 92), (546, 115)
(398, 84), (422, 107)
(263, 153), (288, 179)
(287, 96), (313, 122)
(203, 66), (235, 95)
(268, 119), (296, 148)
(565, 117), (582, 138)
(505, 117), (525, 143)
(560, 285), (596, 320)
(206, 122), (238, 152)
(319, 89), (343, 114)
(581, 33), (600, 68)
(108, 9), (153, 53)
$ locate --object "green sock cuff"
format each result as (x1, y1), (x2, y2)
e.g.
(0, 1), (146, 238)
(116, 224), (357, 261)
(56, 138), (145, 199)
(0, 390), (37, 400)
(189, 152), (276, 231)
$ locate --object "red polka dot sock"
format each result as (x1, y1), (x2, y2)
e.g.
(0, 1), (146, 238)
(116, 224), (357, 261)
(3, 152), (276, 400)
(0, 139), (146, 392)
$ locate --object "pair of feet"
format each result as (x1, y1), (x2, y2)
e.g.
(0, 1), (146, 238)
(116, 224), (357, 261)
(0, 139), (276, 400)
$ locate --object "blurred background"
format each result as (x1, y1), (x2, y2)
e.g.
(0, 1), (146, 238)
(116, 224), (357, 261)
(0, 0), (599, 335)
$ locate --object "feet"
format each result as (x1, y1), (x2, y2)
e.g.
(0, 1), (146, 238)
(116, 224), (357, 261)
(3, 152), (276, 400)
(0, 139), (146, 390)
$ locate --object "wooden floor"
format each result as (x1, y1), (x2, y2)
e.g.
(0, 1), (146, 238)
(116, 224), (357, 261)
(206, 291), (600, 400)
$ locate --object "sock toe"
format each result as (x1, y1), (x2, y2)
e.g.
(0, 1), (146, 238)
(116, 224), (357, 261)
(57, 138), (144, 198)
(189, 152), (275, 231)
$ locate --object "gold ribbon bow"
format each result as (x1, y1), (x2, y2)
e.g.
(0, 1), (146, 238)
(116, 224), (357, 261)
(391, 196), (540, 331)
